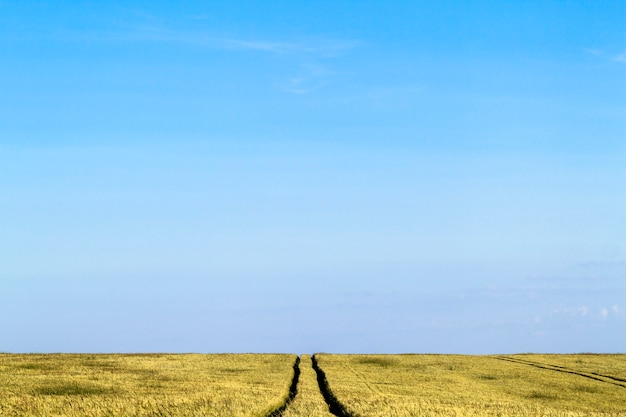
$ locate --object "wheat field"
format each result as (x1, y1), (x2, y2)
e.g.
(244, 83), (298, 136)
(314, 354), (626, 416)
(0, 353), (296, 417)
(1, 353), (625, 416)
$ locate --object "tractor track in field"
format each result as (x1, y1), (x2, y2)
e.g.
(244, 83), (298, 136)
(311, 355), (355, 417)
(493, 356), (626, 389)
(346, 364), (381, 394)
(266, 356), (301, 417)
(522, 360), (626, 384)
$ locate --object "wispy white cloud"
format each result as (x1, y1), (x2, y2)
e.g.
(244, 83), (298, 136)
(5, 17), (361, 57)
(202, 36), (361, 55)
(283, 77), (325, 94)
(30, 22), (361, 56)
(613, 51), (626, 63)
(583, 47), (626, 64)
(213, 37), (301, 53)
(552, 305), (624, 320)
(6, 14), (360, 95)
(114, 26), (360, 95)
(578, 260), (626, 269)
(583, 47), (603, 56)
(58, 25), (302, 53)
(282, 64), (338, 94)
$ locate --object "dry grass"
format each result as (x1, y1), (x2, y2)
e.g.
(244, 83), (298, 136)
(315, 354), (626, 416)
(0, 353), (296, 417)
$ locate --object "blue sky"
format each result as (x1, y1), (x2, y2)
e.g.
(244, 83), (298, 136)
(1, 1), (625, 354)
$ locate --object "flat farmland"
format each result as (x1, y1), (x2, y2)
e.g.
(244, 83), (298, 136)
(1, 353), (624, 416)
(0, 353), (297, 417)
(314, 354), (626, 416)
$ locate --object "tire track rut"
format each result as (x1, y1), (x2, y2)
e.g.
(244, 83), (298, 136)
(345, 364), (380, 394)
(311, 354), (355, 417)
(519, 359), (626, 384)
(266, 356), (301, 417)
(493, 356), (626, 389)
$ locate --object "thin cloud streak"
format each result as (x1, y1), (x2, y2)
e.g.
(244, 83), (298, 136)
(282, 64), (339, 94)
(583, 47), (626, 64)
(613, 51), (626, 63)
(217, 37), (362, 55)
(551, 305), (625, 320)
(5, 23), (361, 55)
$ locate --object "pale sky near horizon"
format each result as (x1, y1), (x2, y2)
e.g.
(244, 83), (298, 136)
(1, 1), (625, 354)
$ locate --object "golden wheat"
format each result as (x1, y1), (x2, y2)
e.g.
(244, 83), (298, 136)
(0, 353), (296, 417)
(315, 354), (626, 416)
